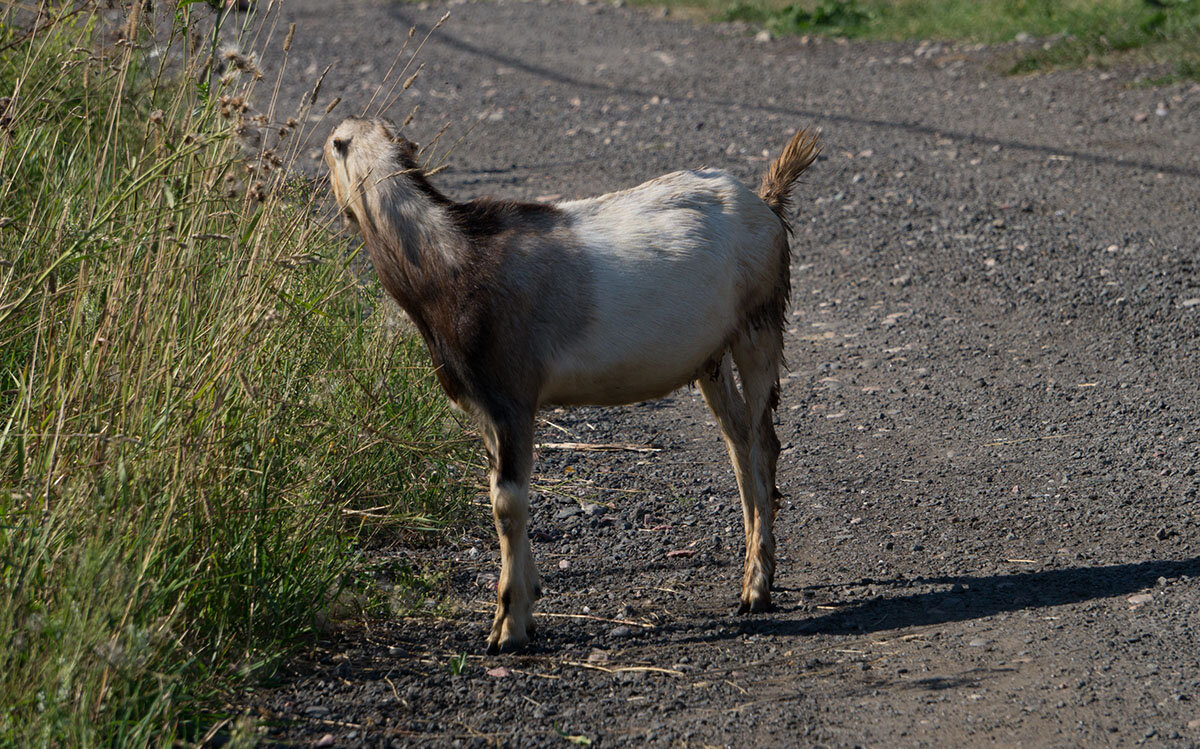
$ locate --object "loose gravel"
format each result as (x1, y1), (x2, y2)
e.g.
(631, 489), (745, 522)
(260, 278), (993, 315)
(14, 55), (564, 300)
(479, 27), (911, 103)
(228, 1), (1200, 745)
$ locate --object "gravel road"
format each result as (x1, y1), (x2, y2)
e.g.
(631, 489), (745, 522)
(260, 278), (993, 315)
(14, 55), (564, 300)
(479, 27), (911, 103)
(229, 0), (1200, 745)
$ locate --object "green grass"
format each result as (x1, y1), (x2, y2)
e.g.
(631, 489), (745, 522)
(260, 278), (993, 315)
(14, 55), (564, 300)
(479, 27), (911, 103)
(648, 0), (1200, 80)
(0, 2), (472, 744)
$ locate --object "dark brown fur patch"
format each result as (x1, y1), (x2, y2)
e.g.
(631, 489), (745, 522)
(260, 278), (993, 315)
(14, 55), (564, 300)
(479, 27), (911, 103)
(337, 124), (590, 446)
(449, 199), (561, 241)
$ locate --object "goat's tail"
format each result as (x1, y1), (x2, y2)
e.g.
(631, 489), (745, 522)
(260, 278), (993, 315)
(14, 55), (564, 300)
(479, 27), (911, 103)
(758, 128), (820, 224)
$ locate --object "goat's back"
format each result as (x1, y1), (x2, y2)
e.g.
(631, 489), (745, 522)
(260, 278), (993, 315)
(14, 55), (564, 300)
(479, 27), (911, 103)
(538, 170), (787, 406)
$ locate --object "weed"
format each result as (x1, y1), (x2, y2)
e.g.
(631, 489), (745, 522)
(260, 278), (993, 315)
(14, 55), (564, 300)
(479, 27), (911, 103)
(447, 652), (469, 676)
(0, 1), (470, 743)
(554, 724), (594, 745)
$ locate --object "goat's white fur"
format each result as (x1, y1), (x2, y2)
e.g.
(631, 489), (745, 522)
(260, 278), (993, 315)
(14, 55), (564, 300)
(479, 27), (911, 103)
(541, 171), (783, 406)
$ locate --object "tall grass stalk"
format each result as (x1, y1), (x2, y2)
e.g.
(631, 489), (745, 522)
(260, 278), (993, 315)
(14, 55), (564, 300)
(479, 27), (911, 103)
(0, 2), (470, 743)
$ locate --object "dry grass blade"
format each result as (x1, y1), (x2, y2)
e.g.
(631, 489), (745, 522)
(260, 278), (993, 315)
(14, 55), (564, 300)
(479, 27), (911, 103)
(536, 612), (656, 628)
(563, 661), (684, 677)
(378, 11), (450, 116)
(363, 25), (416, 115)
(536, 442), (661, 453)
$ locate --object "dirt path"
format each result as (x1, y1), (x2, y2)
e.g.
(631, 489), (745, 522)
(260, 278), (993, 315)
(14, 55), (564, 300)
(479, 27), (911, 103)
(235, 1), (1200, 745)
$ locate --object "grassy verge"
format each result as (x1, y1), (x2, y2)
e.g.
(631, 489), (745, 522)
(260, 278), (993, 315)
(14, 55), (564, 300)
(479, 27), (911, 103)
(647, 0), (1200, 80)
(0, 2), (470, 744)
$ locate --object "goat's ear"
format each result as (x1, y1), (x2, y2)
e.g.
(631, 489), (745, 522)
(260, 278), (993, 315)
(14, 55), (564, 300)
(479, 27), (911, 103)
(396, 137), (419, 161)
(331, 136), (351, 159)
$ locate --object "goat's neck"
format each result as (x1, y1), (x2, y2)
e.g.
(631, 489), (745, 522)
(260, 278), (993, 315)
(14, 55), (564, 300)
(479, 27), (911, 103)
(360, 172), (467, 305)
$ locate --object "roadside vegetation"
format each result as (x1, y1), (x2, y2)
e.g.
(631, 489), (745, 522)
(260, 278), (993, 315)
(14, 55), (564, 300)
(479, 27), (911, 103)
(0, 1), (470, 744)
(650, 0), (1200, 80)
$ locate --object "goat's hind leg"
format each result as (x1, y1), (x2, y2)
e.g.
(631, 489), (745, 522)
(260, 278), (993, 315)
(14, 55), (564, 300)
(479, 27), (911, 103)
(731, 324), (785, 613)
(480, 411), (541, 654)
(696, 353), (757, 602)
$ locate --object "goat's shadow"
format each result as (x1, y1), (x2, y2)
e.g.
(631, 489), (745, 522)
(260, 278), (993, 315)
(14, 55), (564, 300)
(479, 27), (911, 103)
(664, 557), (1200, 642)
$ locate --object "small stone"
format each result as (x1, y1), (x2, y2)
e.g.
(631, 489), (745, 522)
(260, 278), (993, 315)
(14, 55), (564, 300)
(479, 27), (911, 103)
(555, 506), (582, 520)
(486, 666), (511, 677)
(1014, 31), (1033, 43)
(1180, 298), (1200, 308)
(558, 558), (571, 570)
(1134, 112), (1149, 123)
(587, 648), (610, 663)
(1128, 593), (1154, 605)
(1188, 719), (1200, 729)
(755, 30), (773, 43)
(315, 734), (335, 747)
(968, 638), (988, 647)
(610, 625), (633, 638)
(305, 706), (331, 718)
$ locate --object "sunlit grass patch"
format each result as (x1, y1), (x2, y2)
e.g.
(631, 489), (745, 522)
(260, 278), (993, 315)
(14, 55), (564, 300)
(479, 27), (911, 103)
(640, 0), (1200, 80)
(0, 2), (472, 744)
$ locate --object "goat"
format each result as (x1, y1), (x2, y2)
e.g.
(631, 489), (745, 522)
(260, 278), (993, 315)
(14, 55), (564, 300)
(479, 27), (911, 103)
(324, 117), (819, 653)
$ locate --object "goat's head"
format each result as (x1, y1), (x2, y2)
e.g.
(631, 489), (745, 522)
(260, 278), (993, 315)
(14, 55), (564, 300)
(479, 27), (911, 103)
(324, 116), (422, 232)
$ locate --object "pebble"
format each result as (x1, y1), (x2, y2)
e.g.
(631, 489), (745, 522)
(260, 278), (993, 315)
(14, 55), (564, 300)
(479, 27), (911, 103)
(968, 638), (988, 647)
(315, 734), (335, 747)
(610, 625), (633, 638)
(1128, 593), (1153, 605)
(305, 705), (331, 718)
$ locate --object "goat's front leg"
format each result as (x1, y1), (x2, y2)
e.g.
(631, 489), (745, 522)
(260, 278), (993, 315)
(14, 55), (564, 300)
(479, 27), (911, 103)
(481, 413), (540, 654)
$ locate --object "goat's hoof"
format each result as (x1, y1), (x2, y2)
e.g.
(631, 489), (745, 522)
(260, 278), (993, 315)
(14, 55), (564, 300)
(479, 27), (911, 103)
(486, 616), (531, 655)
(485, 632), (528, 655)
(737, 594), (773, 615)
